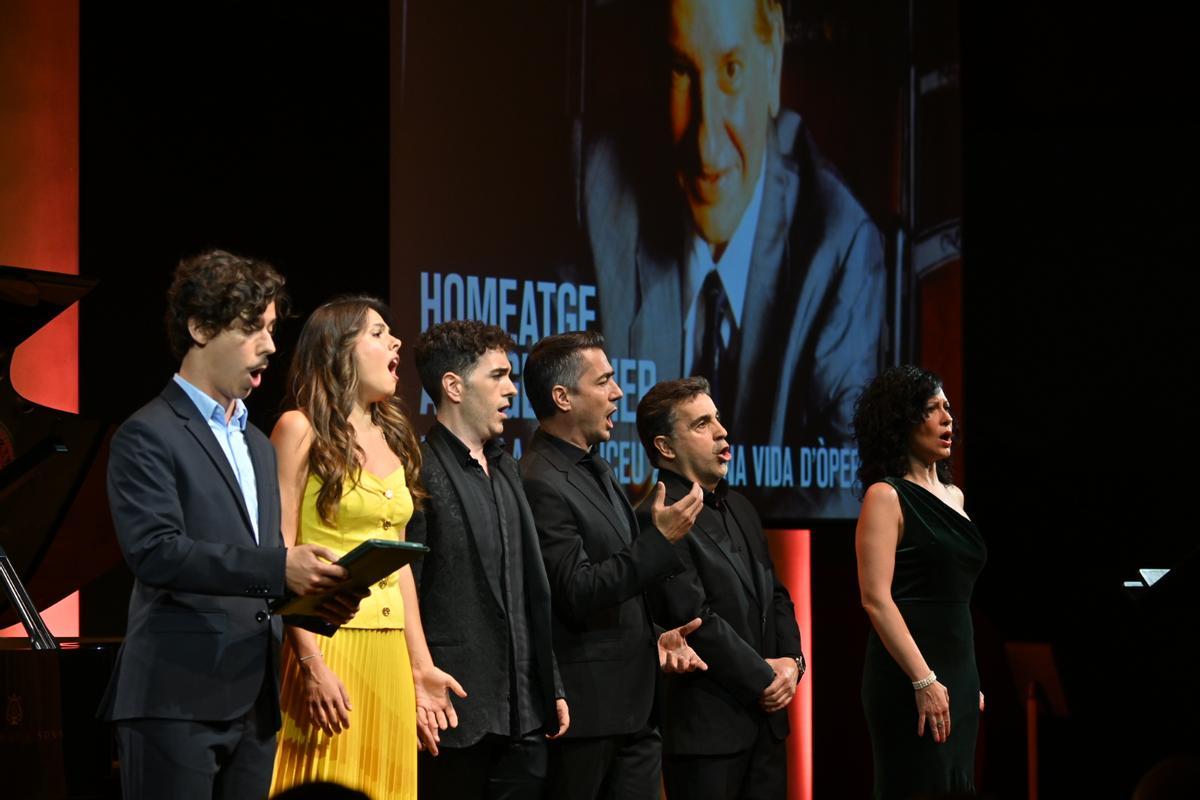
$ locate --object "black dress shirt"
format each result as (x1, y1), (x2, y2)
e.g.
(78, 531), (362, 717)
(435, 423), (544, 736)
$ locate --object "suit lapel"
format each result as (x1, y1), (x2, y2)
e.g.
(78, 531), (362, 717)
(494, 455), (553, 597)
(726, 496), (769, 612)
(164, 383), (258, 544)
(694, 510), (758, 604)
(247, 431), (277, 547)
(607, 471), (638, 542)
(631, 235), (684, 376)
(532, 432), (630, 546)
(568, 469), (632, 546)
(732, 128), (799, 439)
(426, 428), (505, 610)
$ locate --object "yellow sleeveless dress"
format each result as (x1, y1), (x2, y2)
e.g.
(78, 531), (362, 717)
(270, 467), (417, 799)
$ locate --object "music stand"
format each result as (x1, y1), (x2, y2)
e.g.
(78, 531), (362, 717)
(1006, 642), (1068, 800)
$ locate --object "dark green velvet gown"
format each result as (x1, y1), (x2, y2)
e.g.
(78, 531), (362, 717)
(862, 478), (987, 799)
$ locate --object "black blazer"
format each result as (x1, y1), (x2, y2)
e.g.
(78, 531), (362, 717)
(520, 429), (682, 738)
(99, 380), (287, 724)
(407, 423), (560, 748)
(642, 469), (803, 756)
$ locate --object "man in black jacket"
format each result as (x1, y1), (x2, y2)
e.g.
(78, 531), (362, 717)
(409, 320), (568, 799)
(636, 376), (805, 800)
(520, 331), (703, 800)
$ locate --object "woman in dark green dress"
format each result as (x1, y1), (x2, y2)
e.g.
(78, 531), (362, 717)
(853, 366), (987, 799)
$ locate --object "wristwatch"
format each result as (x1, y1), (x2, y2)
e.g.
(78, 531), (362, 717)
(791, 654), (806, 681)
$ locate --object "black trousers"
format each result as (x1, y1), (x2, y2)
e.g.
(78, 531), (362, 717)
(114, 684), (277, 800)
(548, 724), (662, 800)
(419, 732), (548, 800)
(662, 721), (786, 800)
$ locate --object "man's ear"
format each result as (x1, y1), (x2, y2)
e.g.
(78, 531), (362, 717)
(551, 384), (572, 414)
(653, 434), (675, 463)
(187, 318), (212, 347)
(441, 372), (464, 405)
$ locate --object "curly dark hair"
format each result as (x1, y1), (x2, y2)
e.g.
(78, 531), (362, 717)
(165, 249), (289, 359)
(414, 320), (516, 406)
(636, 376), (711, 468)
(523, 331), (607, 420)
(286, 296), (427, 521)
(852, 365), (958, 497)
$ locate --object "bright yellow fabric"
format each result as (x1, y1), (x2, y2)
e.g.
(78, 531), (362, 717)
(271, 469), (417, 799)
(298, 467), (415, 628)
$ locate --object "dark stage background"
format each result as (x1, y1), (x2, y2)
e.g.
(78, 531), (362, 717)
(27, 2), (1193, 797)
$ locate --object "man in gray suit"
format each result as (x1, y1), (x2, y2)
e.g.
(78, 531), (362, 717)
(583, 0), (886, 517)
(101, 250), (359, 799)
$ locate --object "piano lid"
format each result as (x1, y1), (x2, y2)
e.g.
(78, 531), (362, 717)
(0, 264), (120, 628)
(0, 264), (96, 361)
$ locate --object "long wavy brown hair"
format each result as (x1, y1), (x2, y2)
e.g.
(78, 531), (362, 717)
(286, 296), (426, 525)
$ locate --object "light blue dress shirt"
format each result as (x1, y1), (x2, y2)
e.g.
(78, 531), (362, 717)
(173, 374), (260, 543)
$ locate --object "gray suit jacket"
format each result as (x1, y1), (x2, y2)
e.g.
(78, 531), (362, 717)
(585, 110), (886, 517)
(99, 380), (287, 725)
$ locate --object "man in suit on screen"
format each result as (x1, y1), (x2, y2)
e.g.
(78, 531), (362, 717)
(583, 0), (886, 517)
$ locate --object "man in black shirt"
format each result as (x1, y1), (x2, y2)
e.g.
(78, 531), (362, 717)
(635, 377), (805, 800)
(409, 320), (568, 799)
(520, 331), (704, 800)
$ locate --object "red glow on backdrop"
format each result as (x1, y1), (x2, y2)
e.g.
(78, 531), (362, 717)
(767, 528), (813, 800)
(0, 0), (80, 638)
(919, 260), (965, 487)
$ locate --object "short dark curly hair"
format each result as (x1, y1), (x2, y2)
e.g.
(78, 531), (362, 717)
(851, 365), (958, 496)
(523, 331), (607, 420)
(414, 320), (516, 406)
(164, 249), (288, 360)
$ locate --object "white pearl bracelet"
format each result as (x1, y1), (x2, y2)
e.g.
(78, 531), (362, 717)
(912, 671), (937, 691)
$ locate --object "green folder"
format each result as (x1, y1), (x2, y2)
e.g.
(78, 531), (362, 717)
(270, 538), (429, 616)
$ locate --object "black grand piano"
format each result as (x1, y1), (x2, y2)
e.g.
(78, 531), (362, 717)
(0, 265), (123, 800)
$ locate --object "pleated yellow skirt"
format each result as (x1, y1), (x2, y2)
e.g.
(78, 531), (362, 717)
(271, 627), (417, 799)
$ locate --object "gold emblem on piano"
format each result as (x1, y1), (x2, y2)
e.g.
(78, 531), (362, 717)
(5, 692), (22, 726)
(0, 422), (14, 470)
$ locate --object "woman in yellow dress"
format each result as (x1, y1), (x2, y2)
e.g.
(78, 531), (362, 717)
(269, 296), (458, 798)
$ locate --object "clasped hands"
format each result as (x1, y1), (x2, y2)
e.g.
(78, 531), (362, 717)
(760, 656), (800, 713)
(659, 618), (800, 714)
